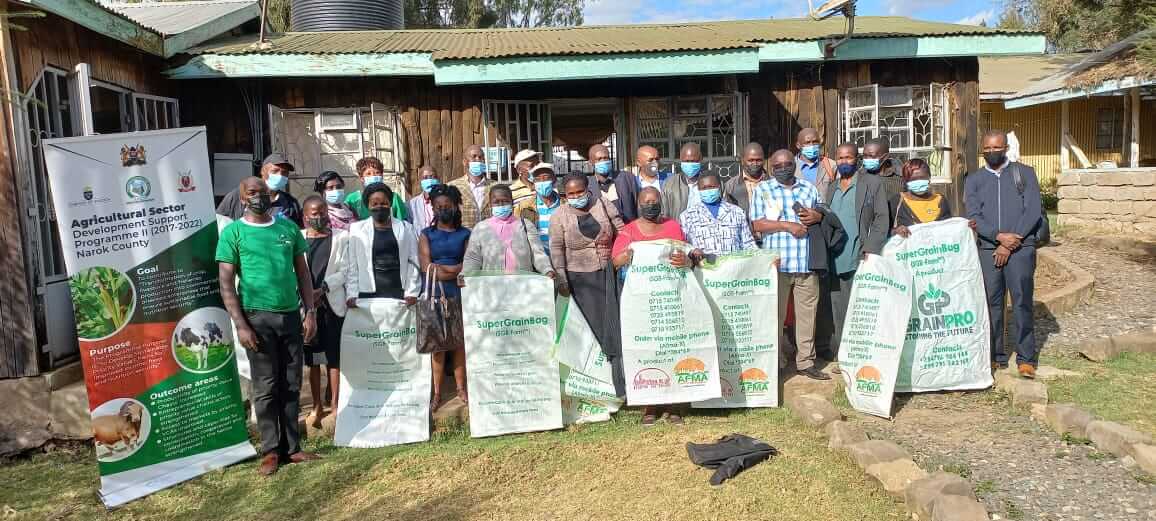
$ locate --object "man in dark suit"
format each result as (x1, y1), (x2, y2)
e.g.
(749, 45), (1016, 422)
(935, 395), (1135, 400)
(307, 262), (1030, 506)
(723, 142), (767, 221)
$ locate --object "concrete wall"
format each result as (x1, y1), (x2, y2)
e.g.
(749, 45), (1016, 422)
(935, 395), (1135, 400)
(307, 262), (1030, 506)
(1056, 169), (1156, 236)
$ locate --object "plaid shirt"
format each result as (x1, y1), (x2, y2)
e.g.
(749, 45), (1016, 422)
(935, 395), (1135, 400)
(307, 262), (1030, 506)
(679, 202), (756, 255)
(750, 178), (821, 273)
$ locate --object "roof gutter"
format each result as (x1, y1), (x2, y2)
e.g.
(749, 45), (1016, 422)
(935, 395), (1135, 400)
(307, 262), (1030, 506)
(758, 34), (1046, 62)
(1005, 76), (1156, 109)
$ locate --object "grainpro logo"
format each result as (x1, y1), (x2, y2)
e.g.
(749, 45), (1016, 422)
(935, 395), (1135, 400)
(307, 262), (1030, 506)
(633, 368), (671, 390)
(855, 366), (883, 396)
(739, 368), (770, 394)
(674, 357), (709, 386)
(908, 283), (976, 335)
(917, 284), (951, 315)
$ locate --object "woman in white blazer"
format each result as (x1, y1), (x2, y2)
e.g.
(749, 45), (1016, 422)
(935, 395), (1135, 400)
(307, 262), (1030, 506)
(301, 196), (350, 426)
(344, 183), (422, 307)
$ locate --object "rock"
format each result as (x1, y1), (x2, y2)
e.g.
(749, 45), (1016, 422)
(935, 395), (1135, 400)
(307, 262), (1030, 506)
(866, 458), (928, 497)
(1033, 365), (1083, 380)
(847, 440), (910, 469)
(785, 393), (842, 428)
(905, 472), (978, 520)
(433, 396), (469, 431)
(824, 420), (868, 450)
(1011, 380), (1048, 407)
(1030, 403), (1048, 423)
(782, 371), (838, 400)
(1085, 420), (1154, 458)
(1132, 443), (1156, 475)
(0, 424), (53, 457)
(1080, 337), (1123, 362)
(1081, 332), (1156, 362)
(930, 494), (989, 521)
(994, 370), (1019, 393)
(1045, 404), (1095, 438)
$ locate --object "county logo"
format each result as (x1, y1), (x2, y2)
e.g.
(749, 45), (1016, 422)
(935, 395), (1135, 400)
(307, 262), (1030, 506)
(674, 357), (709, 386)
(177, 170), (196, 192)
(739, 368), (770, 394)
(855, 366), (883, 396)
(632, 368), (671, 390)
(120, 144), (146, 167)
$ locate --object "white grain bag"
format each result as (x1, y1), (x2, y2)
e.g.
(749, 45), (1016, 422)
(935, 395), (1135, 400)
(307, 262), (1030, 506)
(838, 255), (913, 418)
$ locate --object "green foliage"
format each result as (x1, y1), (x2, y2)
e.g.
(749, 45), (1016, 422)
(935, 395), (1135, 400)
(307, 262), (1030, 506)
(998, 0), (1156, 52)
(1039, 176), (1058, 211)
(70, 267), (133, 339)
(174, 343), (233, 372)
(974, 479), (997, 495)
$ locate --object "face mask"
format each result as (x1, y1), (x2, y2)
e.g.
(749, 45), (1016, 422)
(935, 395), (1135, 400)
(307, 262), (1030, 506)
(420, 178), (439, 193)
(436, 208), (456, 224)
(984, 151), (1007, 169)
(491, 204), (513, 219)
(640, 203), (662, 221)
(306, 216), (327, 231)
(567, 195), (589, 209)
(907, 179), (931, 194)
(836, 163), (856, 177)
(468, 161), (486, 177)
(699, 188), (721, 204)
(743, 163), (764, 179)
(772, 166), (795, 185)
(801, 144), (821, 161)
(862, 158), (882, 172)
(246, 193), (272, 215)
(364, 175), (383, 185)
(646, 161), (659, 175)
(681, 162), (702, 178)
(594, 160), (614, 176)
(370, 207), (390, 223)
(265, 173), (288, 192)
(324, 189), (344, 205)
(535, 180), (555, 198)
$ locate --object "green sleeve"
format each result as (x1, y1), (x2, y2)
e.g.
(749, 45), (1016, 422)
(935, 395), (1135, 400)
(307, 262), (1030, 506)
(346, 191), (368, 220)
(214, 224), (240, 264)
(392, 192), (409, 221)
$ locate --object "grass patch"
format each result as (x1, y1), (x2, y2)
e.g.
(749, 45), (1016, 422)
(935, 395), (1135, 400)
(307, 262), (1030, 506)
(1086, 450), (1112, 461)
(974, 479), (997, 495)
(1003, 498), (1026, 520)
(1060, 432), (1091, 445)
(1040, 352), (1156, 438)
(0, 408), (908, 521)
(1135, 472), (1156, 486)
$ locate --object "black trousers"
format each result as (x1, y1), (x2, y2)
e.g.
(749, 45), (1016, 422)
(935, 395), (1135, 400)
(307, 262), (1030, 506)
(978, 246), (1038, 367)
(246, 310), (304, 457)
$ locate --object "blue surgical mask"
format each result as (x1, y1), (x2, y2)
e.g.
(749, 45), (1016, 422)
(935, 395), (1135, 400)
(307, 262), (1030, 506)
(567, 195), (589, 209)
(364, 175), (383, 185)
(699, 188), (721, 204)
(468, 161), (486, 177)
(535, 180), (555, 197)
(681, 162), (702, 178)
(801, 144), (821, 161)
(491, 204), (513, 218)
(420, 178), (439, 193)
(863, 158), (882, 172)
(836, 163), (856, 177)
(907, 179), (931, 194)
(324, 189), (344, 204)
(266, 173), (288, 192)
(594, 160), (613, 176)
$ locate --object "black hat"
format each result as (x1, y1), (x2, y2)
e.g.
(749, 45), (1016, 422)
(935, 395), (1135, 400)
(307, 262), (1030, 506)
(262, 152), (295, 171)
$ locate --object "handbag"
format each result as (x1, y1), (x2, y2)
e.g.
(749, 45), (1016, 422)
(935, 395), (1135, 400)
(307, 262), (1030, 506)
(416, 264), (463, 354)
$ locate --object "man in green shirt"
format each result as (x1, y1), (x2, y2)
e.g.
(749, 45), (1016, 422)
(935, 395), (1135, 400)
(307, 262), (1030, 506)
(345, 156), (409, 222)
(216, 176), (319, 476)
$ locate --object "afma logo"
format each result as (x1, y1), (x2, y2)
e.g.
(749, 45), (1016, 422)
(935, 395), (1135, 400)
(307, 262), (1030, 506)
(739, 368), (770, 394)
(673, 357), (709, 386)
(917, 284), (951, 315)
(855, 366), (883, 396)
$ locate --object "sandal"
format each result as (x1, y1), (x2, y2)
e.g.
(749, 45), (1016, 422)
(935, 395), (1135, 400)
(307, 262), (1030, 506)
(430, 393), (442, 413)
(641, 406), (659, 426)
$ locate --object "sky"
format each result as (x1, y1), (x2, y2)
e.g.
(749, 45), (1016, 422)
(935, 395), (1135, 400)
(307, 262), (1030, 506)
(582, 0), (1004, 27)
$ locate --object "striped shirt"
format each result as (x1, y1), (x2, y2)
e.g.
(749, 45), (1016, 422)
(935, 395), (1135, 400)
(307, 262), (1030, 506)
(750, 178), (821, 274)
(536, 193), (562, 247)
(679, 201), (756, 255)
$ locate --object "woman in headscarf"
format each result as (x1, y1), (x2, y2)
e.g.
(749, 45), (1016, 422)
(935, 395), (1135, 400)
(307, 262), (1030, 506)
(461, 184), (553, 276)
(314, 170), (356, 231)
(549, 174), (627, 400)
(418, 184), (470, 409)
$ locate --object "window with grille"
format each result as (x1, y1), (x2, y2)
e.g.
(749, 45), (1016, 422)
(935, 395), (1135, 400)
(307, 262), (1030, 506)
(632, 94), (746, 179)
(1095, 108), (1125, 151)
(842, 84), (950, 180)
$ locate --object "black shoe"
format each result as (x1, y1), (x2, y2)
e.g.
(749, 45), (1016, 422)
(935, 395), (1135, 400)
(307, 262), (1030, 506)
(798, 367), (831, 381)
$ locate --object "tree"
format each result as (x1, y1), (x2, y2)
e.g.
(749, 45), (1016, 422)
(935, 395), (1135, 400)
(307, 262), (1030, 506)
(998, 0), (1156, 52)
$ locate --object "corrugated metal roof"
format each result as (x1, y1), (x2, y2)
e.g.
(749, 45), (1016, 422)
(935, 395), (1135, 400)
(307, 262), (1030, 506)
(189, 16), (1032, 60)
(1009, 30), (1155, 100)
(100, 0), (257, 36)
(979, 54), (1085, 100)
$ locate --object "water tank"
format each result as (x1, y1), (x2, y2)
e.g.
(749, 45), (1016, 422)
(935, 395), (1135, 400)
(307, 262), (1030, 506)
(291, 0), (403, 31)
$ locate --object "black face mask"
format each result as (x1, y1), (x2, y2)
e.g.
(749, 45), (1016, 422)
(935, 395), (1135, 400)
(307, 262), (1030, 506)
(744, 163), (765, 179)
(246, 193), (271, 215)
(306, 216), (327, 231)
(640, 203), (662, 221)
(772, 166), (795, 185)
(370, 207), (391, 223)
(984, 151), (1007, 169)
(435, 208), (457, 224)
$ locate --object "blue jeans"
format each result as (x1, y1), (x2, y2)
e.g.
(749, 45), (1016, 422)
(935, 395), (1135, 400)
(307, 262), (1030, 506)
(978, 246), (1038, 367)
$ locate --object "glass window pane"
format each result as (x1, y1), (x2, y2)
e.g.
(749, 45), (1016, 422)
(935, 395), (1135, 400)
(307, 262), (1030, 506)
(637, 119), (669, 141)
(673, 117), (708, 139)
(849, 129), (873, 147)
(880, 127), (910, 150)
(848, 109), (875, 130)
(880, 86), (912, 107)
(847, 87), (875, 109)
(674, 97), (707, 116)
(635, 99), (668, 120)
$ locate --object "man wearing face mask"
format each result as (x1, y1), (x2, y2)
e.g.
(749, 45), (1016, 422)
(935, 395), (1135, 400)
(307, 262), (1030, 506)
(661, 142), (707, 220)
(723, 142), (768, 220)
(509, 149), (541, 207)
(407, 166), (441, 230)
(216, 153), (304, 228)
(750, 149), (829, 381)
(966, 129), (1043, 379)
(447, 144), (493, 229)
(861, 138), (904, 210)
(821, 142), (890, 367)
(510, 162), (563, 249)
(216, 176), (319, 475)
(679, 172), (756, 257)
(586, 144), (635, 222)
(795, 128), (835, 195)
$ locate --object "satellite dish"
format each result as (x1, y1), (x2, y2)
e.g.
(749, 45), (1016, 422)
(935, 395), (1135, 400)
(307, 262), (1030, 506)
(807, 0), (857, 57)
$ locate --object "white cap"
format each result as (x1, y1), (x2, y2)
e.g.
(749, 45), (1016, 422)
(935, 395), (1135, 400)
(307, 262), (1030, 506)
(513, 149), (541, 165)
(529, 162), (555, 175)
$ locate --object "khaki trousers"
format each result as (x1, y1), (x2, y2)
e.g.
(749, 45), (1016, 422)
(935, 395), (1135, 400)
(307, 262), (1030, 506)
(778, 272), (820, 371)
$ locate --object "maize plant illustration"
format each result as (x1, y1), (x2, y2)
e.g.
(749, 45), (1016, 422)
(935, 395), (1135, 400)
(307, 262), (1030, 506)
(69, 267), (134, 339)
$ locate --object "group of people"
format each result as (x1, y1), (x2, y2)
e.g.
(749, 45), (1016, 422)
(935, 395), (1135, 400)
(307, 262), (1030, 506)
(213, 127), (1043, 475)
